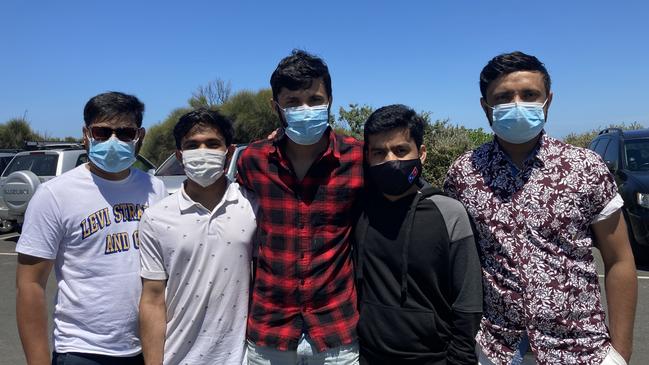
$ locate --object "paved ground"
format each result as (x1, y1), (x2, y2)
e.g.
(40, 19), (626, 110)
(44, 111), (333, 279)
(1, 235), (648, 364)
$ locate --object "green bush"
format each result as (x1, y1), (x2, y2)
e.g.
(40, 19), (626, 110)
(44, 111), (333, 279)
(563, 122), (645, 148)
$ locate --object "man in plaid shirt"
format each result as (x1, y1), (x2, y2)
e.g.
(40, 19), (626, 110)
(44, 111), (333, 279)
(237, 50), (363, 364)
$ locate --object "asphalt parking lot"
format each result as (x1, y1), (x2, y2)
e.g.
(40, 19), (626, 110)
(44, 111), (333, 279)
(1, 235), (649, 364)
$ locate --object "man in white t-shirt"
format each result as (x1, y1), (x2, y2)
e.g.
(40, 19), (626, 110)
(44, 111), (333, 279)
(15, 91), (166, 365)
(138, 108), (257, 365)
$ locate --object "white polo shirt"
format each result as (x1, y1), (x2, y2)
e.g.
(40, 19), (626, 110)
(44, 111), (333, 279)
(139, 181), (257, 365)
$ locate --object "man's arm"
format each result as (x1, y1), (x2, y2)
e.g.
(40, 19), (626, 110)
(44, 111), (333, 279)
(447, 233), (483, 365)
(592, 210), (637, 363)
(436, 197), (483, 365)
(16, 254), (53, 365)
(139, 279), (167, 365)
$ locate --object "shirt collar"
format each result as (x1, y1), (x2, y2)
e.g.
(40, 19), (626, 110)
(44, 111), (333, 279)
(177, 179), (239, 214)
(491, 131), (549, 170)
(269, 127), (339, 162)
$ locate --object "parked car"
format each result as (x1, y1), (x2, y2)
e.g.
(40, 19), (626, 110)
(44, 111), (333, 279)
(588, 128), (649, 264)
(0, 142), (155, 228)
(154, 144), (247, 195)
(0, 149), (22, 232)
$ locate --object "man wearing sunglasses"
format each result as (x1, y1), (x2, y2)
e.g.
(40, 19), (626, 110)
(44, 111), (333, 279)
(16, 91), (166, 365)
(444, 52), (637, 365)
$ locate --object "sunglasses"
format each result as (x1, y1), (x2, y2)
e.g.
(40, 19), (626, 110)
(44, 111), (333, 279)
(89, 126), (140, 142)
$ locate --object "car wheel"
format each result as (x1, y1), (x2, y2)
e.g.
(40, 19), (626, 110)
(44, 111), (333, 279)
(0, 219), (14, 233)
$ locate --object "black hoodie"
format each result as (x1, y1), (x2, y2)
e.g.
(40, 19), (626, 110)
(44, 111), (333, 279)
(355, 182), (482, 365)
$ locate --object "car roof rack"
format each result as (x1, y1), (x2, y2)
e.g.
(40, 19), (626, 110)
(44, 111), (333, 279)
(598, 128), (624, 135)
(23, 141), (84, 151)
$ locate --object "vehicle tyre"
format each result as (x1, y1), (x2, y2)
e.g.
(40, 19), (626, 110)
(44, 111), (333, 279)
(0, 218), (14, 233)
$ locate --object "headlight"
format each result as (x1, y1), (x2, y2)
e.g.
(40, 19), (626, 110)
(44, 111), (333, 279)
(637, 192), (649, 208)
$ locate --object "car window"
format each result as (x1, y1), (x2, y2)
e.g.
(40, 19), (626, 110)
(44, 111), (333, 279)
(588, 139), (600, 151)
(132, 157), (155, 172)
(2, 153), (59, 177)
(594, 137), (610, 157)
(75, 154), (89, 166)
(624, 139), (649, 171)
(155, 155), (185, 176)
(0, 156), (15, 174)
(603, 137), (619, 164)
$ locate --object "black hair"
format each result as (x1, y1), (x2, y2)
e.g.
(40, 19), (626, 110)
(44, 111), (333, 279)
(479, 51), (551, 98)
(364, 104), (425, 149)
(83, 91), (145, 127)
(270, 49), (332, 101)
(173, 108), (234, 149)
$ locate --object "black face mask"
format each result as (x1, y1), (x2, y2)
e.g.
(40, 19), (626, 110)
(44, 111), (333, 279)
(368, 158), (422, 196)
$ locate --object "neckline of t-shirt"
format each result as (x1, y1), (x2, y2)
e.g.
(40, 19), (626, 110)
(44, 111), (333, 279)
(83, 163), (136, 185)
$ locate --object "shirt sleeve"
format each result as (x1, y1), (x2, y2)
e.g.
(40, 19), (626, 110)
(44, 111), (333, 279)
(591, 193), (624, 224)
(236, 149), (251, 190)
(443, 161), (461, 200)
(139, 210), (167, 280)
(150, 176), (168, 203)
(432, 195), (483, 364)
(587, 152), (619, 220)
(15, 185), (64, 260)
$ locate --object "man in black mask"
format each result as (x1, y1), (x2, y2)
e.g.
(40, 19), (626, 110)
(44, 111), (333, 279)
(354, 104), (483, 364)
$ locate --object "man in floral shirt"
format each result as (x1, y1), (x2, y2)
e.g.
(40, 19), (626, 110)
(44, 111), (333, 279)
(444, 51), (637, 365)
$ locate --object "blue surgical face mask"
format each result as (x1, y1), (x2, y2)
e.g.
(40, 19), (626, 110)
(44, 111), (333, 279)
(281, 104), (330, 145)
(88, 135), (137, 173)
(490, 100), (547, 144)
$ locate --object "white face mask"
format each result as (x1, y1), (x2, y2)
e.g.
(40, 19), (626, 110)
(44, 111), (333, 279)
(181, 148), (226, 187)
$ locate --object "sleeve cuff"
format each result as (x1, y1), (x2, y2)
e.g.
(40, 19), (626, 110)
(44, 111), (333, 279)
(592, 193), (624, 224)
(140, 270), (168, 280)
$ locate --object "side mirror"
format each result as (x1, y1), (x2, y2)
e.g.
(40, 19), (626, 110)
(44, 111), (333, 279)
(604, 160), (618, 172)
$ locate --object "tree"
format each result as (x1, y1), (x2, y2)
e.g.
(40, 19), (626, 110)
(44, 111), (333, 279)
(0, 118), (43, 148)
(422, 119), (491, 188)
(219, 89), (280, 143)
(189, 78), (232, 109)
(337, 104), (373, 139)
(140, 107), (191, 166)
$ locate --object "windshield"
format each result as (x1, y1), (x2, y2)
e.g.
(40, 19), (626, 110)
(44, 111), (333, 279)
(2, 153), (59, 177)
(155, 155), (185, 176)
(625, 139), (649, 171)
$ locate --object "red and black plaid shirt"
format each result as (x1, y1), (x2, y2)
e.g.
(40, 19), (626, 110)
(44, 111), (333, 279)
(237, 129), (363, 351)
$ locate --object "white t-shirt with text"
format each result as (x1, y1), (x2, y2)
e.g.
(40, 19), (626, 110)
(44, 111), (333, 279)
(16, 164), (166, 356)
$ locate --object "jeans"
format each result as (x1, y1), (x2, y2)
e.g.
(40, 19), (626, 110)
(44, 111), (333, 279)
(52, 352), (144, 365)
(247, 334), (359, 365)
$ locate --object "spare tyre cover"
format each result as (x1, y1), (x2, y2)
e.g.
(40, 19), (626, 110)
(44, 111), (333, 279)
(2, 170), (41, 214)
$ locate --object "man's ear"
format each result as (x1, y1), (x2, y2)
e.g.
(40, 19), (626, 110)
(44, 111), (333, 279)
(419, 144), (427, 164)
(544, 91), (553, 120)
(135, 127), (146, 154)
(175, 150), (183, 164)
(82, 126), (89, 150)
(480, 97), (493, 126)
(269, 98), (280, 117)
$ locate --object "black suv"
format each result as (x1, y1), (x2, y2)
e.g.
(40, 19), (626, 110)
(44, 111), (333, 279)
(589, 128), (649, 264)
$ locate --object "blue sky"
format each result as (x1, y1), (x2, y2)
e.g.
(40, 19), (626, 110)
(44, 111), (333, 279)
(1, 0), (648, 140)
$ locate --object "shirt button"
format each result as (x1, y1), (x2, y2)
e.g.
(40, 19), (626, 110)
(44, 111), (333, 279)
(300, 279), (305, 285)
(300, 252), (305, 259)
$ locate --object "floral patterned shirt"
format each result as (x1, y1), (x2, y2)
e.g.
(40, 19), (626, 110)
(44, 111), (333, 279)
(444, 134), (618, 365)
